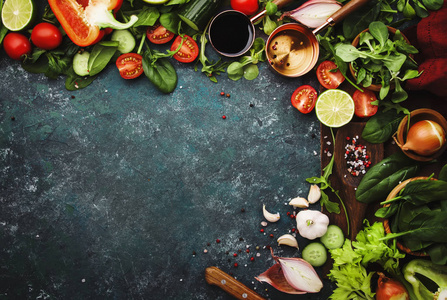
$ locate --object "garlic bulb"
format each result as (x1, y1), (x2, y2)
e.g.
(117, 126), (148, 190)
(263, 204), (280, 222)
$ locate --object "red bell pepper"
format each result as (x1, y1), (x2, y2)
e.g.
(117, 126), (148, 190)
(48, 0), (137, 47)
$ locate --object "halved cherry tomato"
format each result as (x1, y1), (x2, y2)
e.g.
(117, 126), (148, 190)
(353, 89), (378, 118)
(116, 53), (143, 80)
(291, 85), (318, 114)
(147, 23), (175, 44)
(316, 60), (345, 90)
(231, 0), (259, 15)
(170, 35), (199, 63)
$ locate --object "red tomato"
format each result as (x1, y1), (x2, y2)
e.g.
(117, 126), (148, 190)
(316, 60), (345, 90)
(353, 89), (378, 118)
(3, 33), (32, 60)
(291, 85), (318, 114)
(31, 23), (63, 50)
(147, 24), (175, 44)
(170, 35), (199, 63)
(231, 0), (259, 15)
(116, 53), (144, 80)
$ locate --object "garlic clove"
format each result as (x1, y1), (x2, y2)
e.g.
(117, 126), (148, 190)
(277, 234), (299, 249)
(307, 184), (321, 204)
(263, 204), (280, 222)
(289, 197), (309, 208)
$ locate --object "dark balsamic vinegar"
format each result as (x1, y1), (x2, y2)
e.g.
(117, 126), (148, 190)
(209, 11), (253, 56)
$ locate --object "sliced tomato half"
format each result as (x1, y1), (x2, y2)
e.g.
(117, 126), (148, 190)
(116, 53), (143, 80)
(353, 89), (378, 118)
(291, 85), (318, 114)
(147, 23), (175, 44)
(316, 60), (345, 90)
(170, 35), (199, 63)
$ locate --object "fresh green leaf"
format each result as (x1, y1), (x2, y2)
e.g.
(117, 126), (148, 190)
(227, 62), (245, 81)
(438, 164), (447, 182)
(88, 41), (119, 76)
(342, 0), (381, 40)
(243, 64), (259, 80)
(133, 6), (160, 27)
(356, 152), (420, 204)
(362, 109), (405, 143)
(65, 66), (98, 91)
(369, 21), (389, 47)
(142, 50), (178, 93)
(160, 12), (180, 35)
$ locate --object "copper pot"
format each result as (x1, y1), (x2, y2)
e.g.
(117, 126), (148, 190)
(265, 0), (369, 77)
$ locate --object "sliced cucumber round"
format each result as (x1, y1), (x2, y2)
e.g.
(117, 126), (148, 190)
(110, 29), (136, 54)
(73, 51), (90, 76)
(320, 225), (345, 250)
(302, 242), (327, 267)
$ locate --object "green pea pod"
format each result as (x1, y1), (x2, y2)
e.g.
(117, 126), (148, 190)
(142, 51), (177, 94)
(355, 152), (420, 204)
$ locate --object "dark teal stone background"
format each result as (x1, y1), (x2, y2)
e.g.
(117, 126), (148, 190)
(0, 9), (331, 299)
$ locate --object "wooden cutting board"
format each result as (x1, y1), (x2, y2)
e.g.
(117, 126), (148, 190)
(320, 122), (384, 240)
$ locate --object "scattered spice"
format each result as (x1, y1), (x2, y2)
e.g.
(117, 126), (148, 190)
(220, 91), (225, 96)
(344, 135), (371, 177)
(10, 116), (15, 121)
(226, 93), (230, 98)
(234, 263), (238, 267)
(216, 239), (221, 243)
(222, 115), (227, 119)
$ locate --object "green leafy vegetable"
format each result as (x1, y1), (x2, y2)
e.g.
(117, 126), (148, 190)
(362, 109), (406, 143)
(142, 50), (178, 93)
(88, 41), (119, 76)
(355, 152), (420, 204)
(227, 38), (266, 81)
(328, 221), (405, 299)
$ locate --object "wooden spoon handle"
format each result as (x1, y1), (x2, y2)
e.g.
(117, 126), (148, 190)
(330, 0), (370, 24)
(205, 266), (266, 300)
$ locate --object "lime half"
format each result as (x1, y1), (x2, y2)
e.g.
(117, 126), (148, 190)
(315, 89), (355, 128)
(1, 0), (35, 31)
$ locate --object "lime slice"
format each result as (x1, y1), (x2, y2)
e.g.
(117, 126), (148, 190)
(1, 0), (35, 31)
(315, 89), (355, 128)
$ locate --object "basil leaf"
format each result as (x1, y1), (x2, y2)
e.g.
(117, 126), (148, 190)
(160, 12), (180, 35)
(142, 52), (177, 94)
(356, 152), (420, 204)
(88, 41), (119, 76)
(362, 109), (404, 143)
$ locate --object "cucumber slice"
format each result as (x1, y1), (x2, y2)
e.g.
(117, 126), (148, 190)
(320, 225), (345, 250)
(110, 29), (136, 54)
(302, 242), (327, 267)
(73, 51), (90, 76)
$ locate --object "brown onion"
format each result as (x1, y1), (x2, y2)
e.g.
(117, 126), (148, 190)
(402, 120), (446, 156)
(376, 272), (409, 300)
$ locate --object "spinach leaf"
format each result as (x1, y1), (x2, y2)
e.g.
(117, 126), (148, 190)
(88, 41), (119, 76)
(399, 179), (447, 206)
(427, 243), (447, 265)
(362, 109), (405, 143)
(133, 6), (159, 27)
(160, 12), (180, 35)
(142, 51), (177, 94)
(65, 66), (98, 91)
(438, 163), (447, 181)
(421, 0), (443, 10)
(356, 152), (420, 204)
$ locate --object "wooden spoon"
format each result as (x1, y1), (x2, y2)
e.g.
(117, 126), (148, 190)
(205, 266), (266, 300)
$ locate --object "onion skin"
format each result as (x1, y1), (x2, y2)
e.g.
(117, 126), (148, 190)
(279, 0), (342, 29)
(402, 120), (446, 156)
(376, 272), (409, 300)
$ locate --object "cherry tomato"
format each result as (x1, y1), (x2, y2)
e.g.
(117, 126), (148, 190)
(147, 23), (175, 44)
(116, 53), (144, 80)
(291, 85), (318, 114)
(170, 35), (199, 63)
(31, 23), (63, 50)
(353, 89), (378, 118)
(3, 33), (32, 60)
(231, 0), (259, 15)
(316, 60), (345, 90)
